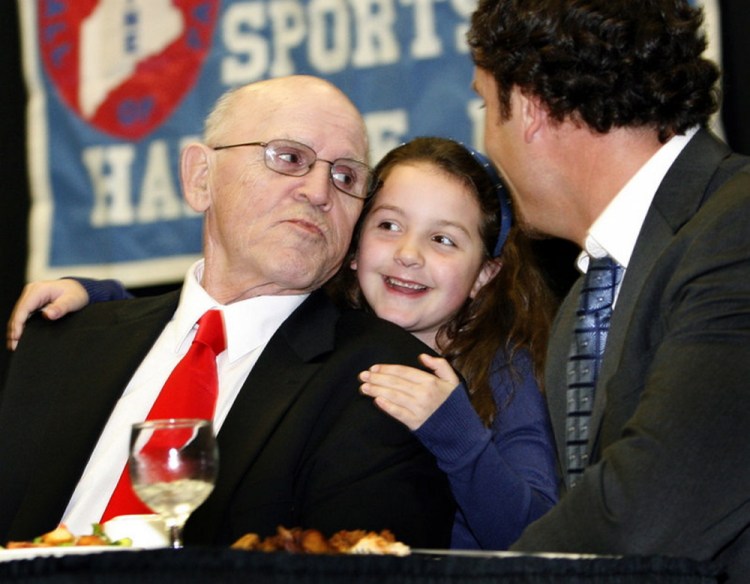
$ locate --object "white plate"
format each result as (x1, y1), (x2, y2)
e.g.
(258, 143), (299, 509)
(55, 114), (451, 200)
(411, 549), (617, 560)
(412, 549), (529, 559)
(0, 545), (137, 562)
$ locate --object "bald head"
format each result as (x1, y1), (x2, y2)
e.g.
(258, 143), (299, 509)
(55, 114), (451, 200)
(204, 76), (368, 161)
(182, 75), (370, 302)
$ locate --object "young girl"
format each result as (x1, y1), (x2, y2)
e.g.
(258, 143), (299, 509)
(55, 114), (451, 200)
(7, 138), (558, 550)
(332, 138), (557, 549)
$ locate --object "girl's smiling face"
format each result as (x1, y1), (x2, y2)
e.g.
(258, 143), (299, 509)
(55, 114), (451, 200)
(352, 162), (499, 349)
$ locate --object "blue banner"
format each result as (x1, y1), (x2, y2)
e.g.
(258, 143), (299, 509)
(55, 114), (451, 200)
(21, 0), (481, 286)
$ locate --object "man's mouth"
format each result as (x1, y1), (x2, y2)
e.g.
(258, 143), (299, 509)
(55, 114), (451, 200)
(286, 219), (324, 237)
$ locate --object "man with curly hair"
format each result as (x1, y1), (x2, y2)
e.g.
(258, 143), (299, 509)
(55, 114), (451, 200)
(468, 0), (750, 580)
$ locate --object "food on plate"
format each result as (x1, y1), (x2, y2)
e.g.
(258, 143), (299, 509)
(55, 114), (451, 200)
(332, 530), (411, 555)
(3, 524), (132, 549)
(231, 525), (411, 556)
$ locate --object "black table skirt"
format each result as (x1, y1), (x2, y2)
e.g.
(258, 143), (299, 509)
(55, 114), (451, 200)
(0, 547), (721, 584)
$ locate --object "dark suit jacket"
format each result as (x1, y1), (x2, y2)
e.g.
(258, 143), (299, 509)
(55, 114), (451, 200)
(512, 130), (750, 581)
(0, 288), (455, 547)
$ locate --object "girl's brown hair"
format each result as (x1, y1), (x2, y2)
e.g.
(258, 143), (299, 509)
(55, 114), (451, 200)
(327, 137), (556, 425)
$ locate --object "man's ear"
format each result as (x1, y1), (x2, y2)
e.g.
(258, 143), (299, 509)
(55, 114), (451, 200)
(519, 92), (547, 144)
(181, 143), (212, 213)
(469, 258), (502, 299)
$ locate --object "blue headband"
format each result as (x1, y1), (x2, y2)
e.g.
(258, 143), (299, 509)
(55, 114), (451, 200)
(462, 145), (513, 257)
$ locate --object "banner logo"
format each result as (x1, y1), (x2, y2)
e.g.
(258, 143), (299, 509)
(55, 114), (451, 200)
(38, 0), (219, 140)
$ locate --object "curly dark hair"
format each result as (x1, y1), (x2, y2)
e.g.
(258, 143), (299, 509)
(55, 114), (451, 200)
(325, 137), (556, 426)
(467, 0), (720, 142)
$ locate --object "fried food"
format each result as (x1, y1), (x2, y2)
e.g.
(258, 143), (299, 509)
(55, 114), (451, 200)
(231, 525), (410, 556)
(4, 524), (129, 549)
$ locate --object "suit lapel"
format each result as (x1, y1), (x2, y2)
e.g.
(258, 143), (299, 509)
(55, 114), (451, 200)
(6, 293), (179, 537)
(186, 290), (340, 540)
(587, 130), (732, 454)
(545, 285), (580, 472)
(548, 131), (733, 479)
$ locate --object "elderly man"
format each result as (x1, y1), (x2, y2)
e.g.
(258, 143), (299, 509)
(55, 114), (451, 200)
(0, 75), (454, 547)
(468, 0), (750, 579)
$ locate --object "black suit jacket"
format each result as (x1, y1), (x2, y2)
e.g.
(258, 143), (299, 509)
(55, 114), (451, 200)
(0, 289), (455, 547)
(512, 130), (750, 581)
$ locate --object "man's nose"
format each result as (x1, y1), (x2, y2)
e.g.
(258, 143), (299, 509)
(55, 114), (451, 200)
(298, 163), (334, 208)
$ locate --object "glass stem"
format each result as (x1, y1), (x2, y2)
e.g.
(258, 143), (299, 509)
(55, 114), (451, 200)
(168, 525), (184, 549)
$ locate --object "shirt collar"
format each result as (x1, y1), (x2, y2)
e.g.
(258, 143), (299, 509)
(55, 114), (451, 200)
(577, 127), (698, 273)
(170, 260), (309, 362)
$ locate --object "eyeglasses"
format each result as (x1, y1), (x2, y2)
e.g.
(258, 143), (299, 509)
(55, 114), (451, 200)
(212, 139), (371, 200)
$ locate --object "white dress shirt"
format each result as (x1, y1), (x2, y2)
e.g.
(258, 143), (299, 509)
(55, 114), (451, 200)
(577, 127), (698, 303)
(61, 260), (307, 533)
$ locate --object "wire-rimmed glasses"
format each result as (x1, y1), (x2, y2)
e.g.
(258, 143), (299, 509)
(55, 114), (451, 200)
(212, 139), (371, 200)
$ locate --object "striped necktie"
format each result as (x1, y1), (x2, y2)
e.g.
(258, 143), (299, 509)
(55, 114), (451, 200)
(565, 256), (623, 489)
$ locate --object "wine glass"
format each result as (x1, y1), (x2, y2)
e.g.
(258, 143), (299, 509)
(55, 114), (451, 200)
(129, 418), (218, 549)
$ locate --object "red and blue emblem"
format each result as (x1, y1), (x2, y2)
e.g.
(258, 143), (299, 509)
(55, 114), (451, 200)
(38, 0), (219, 140)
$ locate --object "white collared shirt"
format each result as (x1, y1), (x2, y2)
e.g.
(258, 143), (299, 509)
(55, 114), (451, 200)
(576, 128), (698, 304)
(61, 260), (307, 533)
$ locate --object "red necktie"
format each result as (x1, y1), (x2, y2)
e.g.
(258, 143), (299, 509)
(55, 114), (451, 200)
(100, 309), (226, 522)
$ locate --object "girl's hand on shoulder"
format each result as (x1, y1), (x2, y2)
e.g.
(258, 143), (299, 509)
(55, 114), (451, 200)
(359, 353), (461, 431)
(7, 279), (90, 350)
